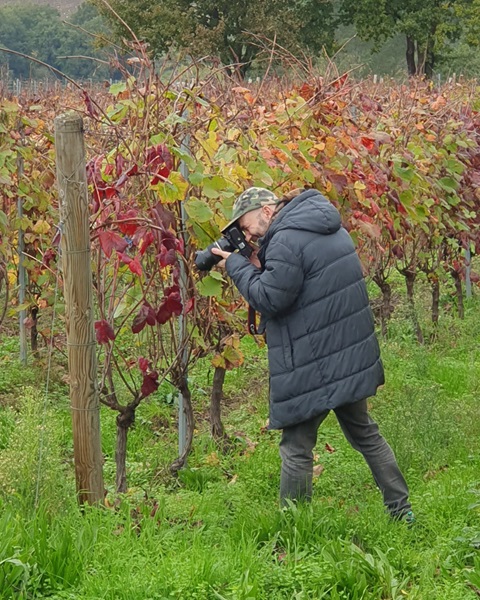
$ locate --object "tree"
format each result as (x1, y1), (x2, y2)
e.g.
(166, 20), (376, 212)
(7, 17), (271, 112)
(0, 2), (113, 80)
(338, 0), (473, 76)
(0, 4), (64, 78)
(92, 0), (336, 76)
(58, 2), (114, 80)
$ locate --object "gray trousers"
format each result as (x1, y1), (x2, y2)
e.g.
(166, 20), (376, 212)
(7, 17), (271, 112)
(279, 398), (411, 517)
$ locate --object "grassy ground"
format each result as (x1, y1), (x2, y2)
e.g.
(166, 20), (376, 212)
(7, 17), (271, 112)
(1, 296), (480, 599)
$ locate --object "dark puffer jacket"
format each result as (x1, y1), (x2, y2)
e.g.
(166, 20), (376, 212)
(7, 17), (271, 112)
(225, 189), (384, 429)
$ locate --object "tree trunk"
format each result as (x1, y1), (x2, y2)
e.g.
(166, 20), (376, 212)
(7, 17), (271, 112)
(115, 406), (135, 493)
(425, 49), (434, 79)
(373, 275), (392, 337)
(406, 36), (417, 76)
(451, 270), (464, 319)
(210, 366), (227, 442)
(170, 376), (194, 474)
(418, 42), (435, 78)
(30, 305), (39, 358)
(404, 271), (424, 344)
(431, 277), (440, 326)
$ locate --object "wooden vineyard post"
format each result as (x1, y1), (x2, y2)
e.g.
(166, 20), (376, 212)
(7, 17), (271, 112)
(55, 112), (104, 505)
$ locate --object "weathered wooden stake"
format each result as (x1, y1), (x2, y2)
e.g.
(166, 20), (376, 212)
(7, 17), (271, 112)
(55, 112), (104, 505)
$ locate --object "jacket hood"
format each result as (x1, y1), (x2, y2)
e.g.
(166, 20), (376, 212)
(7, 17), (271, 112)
(261, 189), (341, 245)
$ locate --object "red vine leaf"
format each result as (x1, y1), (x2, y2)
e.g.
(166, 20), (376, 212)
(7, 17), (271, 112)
(156, 301), (171, 325)
(151, 202), (176, 230)
(158, 244), (176, 267)
(138, 357), (149, 373)
(98, 230), (129, 258)
(128, 256), (143, 276)
(146, 144), (172, 184)
(117, 209), (139, 236)
(141, 371), (159, 398)
(131, 303), (157, 333)
(115, 154), (126, 176)
(166, 291), (183, 316)
(42, 248), (56, 267)
(118, 252), (131, 265)
(184, 297), (195, 314)
(95, 319), (115, 344)
(139, 231), (155, 255)
(83, 89), (98, 118)
(115, 164), (139, 189)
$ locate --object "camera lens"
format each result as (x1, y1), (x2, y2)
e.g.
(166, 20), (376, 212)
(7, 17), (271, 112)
(194, 237), (233, 271)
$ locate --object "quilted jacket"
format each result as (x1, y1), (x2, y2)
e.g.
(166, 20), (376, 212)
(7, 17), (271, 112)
(225, 188), (384, 429)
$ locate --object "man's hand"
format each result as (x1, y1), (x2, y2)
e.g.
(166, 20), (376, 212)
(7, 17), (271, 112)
(249, 249), (261, 268)
(211, 247), (231, 269)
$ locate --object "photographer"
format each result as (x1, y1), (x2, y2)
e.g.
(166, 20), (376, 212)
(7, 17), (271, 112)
(211, 186), (414, 523)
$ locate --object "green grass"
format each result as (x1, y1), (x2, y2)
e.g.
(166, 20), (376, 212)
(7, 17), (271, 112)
(1, 298), (480, 599)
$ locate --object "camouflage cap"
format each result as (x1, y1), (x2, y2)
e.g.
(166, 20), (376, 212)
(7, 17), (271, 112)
(222, 187), (279, 232)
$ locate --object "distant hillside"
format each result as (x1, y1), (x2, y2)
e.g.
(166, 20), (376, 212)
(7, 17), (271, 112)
(0, 0), (82, 17)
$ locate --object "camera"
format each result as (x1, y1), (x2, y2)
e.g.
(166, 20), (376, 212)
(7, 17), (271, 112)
(195, 225), (253, 271)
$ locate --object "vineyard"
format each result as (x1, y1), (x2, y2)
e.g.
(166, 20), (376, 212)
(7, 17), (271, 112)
(1, 48), (480, 599)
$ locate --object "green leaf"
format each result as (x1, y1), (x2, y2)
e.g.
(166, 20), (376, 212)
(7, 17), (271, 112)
(0, 169), (12, 186)
(1, 100), (19, 114)
(184, 199), (214, 223)
(202, 175), (230, 199)
(446, 195), (460, 206)
(189, 172), (204, 186)
(197, 275), (223, 297)
(393, 164), (415, 182)
(109, 82), (127, 96)
(255, 171), (274, 186)
(446, 158), (465, 175)
(215, 145), (237, 163)
(0, 210), (8, 233)
(399, 190), (414, 206)
(209, 271), (225, 282)
(438, 177), (458, 193)
(174, 148), (197, 171)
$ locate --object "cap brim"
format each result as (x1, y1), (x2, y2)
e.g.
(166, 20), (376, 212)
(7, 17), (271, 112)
(221, 217), (240, 233)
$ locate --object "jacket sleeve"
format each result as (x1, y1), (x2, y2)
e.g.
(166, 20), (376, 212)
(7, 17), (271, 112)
(225, 237), (304, 318)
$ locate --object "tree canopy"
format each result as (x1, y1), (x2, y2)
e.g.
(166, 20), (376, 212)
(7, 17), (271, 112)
(0, 2), (113, 80)
(0, 0), (479, 79)
(92, 0), (336, 76)
(339, 0), (480, 76)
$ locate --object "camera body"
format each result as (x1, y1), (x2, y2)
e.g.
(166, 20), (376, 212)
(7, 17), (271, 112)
(195, 225), (253, 271)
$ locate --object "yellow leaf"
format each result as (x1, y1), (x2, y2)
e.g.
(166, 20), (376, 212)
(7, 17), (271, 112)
(231, 165), (248, 180)
(227, 128), (241, 141)
(231, 86), (250, 94)
(33, 219), (51, 234)
(211, 354), (226, 369)
(203, 131), (219, 157)
(205, 451), (220, 467)
(325, 136), (336, 158)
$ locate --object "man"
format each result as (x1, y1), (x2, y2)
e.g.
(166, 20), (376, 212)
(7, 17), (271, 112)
(212, 186), (414, 522)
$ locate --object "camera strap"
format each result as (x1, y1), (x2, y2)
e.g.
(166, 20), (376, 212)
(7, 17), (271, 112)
(248, 305), (258, 335)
